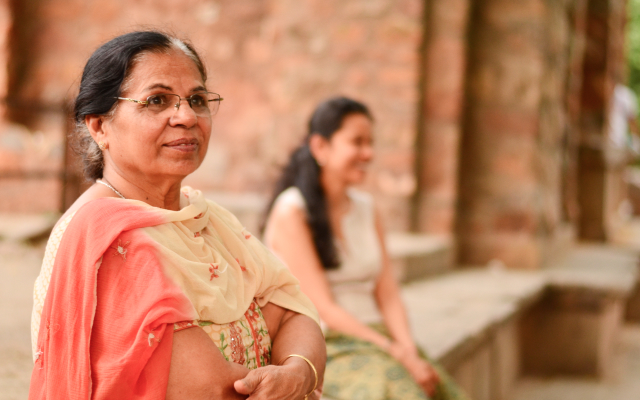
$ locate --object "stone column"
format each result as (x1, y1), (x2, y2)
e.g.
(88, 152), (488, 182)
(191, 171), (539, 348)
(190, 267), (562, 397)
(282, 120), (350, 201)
(411, 0), (471, 236)
(562, 0), (589, 227)
(456, 0), (547, 269)
(0, 0), (11, 124)
(577, 0), (625, 241)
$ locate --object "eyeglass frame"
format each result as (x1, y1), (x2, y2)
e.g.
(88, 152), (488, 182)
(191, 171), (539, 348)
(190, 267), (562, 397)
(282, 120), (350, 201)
(114, 91), (224, 115)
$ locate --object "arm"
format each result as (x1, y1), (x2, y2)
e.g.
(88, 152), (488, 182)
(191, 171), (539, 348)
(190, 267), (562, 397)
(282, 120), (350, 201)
(234, 303), (327, 399)
(166, 327), (250, 400)
(264, 201), (392, 350)
(373, 209), (418, 354)
(372, 209), (440, 396)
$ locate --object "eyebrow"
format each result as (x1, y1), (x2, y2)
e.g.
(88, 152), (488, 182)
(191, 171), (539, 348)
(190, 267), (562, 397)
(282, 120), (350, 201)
(146, 83), (172, 92)
(145, 83), (208, 93)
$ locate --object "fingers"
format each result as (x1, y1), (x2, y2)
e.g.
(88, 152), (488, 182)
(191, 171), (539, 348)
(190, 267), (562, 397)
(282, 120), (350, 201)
(423, 381), (437, 398)
(405, 358), (440, 397)
(234, 368), (264, 395)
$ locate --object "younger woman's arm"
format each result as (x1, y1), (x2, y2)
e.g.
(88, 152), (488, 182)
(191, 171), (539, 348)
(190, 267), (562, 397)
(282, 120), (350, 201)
(373, 209), (418, 354)
(373, 209), (440, 396)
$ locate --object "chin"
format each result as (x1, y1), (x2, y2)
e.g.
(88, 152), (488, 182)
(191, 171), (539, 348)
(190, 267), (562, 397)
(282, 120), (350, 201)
(346, 171), (367, 185)
(165, 160), (202, 178)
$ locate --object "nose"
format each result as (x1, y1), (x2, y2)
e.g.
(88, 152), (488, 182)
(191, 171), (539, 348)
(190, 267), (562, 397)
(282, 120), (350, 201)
(169, 98), (197, 128)
(362, 143), (374, 161)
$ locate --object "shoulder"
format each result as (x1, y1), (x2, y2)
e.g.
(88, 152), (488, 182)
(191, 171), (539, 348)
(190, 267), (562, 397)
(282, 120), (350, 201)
(267, 187), (308, 227)
(264, 188), (310, 246)
(268, 188), (307, 225)
(274, 186), (307, 211)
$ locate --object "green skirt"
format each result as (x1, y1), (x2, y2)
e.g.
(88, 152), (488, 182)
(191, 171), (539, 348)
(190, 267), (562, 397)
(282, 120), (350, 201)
(323, 326), (470, 400)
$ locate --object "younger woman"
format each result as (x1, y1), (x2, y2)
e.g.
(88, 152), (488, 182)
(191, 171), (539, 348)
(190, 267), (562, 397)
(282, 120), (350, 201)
(263, 97), (469, 400)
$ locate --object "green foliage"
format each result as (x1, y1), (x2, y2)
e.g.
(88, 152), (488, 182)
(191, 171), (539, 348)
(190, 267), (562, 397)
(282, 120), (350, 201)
(628, 0), (640, 97)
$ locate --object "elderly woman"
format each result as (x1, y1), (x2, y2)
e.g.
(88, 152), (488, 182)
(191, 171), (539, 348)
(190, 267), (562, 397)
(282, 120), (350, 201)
(263, 97), (469, 400)
(30, 31), (325, 400)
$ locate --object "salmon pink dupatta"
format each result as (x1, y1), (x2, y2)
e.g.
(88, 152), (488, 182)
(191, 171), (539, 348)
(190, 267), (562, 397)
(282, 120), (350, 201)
(29, 187), (319, 399)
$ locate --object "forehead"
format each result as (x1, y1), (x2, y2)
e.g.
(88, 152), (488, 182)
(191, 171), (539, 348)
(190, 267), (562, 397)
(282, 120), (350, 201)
(124, 49), (204, 94)
(339, 113), (372, 132)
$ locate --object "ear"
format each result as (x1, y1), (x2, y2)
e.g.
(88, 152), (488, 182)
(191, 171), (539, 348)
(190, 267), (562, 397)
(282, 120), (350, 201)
(85, 114), (108, 143)
(308, 133), (329, 166)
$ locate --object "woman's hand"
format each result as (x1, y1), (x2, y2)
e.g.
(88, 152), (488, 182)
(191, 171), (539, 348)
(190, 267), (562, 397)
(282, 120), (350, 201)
(234, 359), (316, 400)
(388, 342), (440, 397)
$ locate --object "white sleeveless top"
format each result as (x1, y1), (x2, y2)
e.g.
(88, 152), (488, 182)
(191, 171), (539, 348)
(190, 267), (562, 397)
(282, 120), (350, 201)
(272, 186), (383, 324)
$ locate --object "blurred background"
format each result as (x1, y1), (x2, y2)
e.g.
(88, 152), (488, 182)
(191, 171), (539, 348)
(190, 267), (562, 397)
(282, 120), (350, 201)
(2, 0), (640, 399)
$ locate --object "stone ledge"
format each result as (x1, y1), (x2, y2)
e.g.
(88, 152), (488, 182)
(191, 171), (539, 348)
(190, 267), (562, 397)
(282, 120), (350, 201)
(402, 269), (546, 363)
(387, 232), (453, 281)
(0, 213), (59, 242)
(545, 245), (638, 296)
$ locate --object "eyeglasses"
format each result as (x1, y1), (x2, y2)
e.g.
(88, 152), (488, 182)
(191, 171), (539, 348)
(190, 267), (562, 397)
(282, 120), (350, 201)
(115, 92), (223, 116)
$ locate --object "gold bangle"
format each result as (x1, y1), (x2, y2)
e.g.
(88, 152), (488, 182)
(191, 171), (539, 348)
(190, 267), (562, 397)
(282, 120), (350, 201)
(279, 354), (318, 400)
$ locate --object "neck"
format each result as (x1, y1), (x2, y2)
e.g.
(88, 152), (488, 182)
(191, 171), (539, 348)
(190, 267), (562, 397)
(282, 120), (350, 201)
(102, 166), (183, 211)
(319, 170), (349, 211)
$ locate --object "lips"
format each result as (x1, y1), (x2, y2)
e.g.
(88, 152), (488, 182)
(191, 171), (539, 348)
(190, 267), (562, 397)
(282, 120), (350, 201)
(163, 138), (199, 152)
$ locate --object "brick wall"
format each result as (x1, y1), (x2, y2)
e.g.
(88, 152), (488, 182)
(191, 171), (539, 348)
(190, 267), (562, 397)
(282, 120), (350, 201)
(0, 0), (423, 230)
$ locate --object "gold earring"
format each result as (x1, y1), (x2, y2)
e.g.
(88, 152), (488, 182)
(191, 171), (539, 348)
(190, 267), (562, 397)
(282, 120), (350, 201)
(98, 141), (107, 151)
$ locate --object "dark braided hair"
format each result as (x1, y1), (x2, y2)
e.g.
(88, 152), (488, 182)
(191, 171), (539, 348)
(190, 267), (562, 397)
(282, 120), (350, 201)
(263, 96), (372, 270)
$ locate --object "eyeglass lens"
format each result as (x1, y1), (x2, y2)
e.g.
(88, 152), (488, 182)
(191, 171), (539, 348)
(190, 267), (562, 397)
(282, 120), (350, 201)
(146, 93), (221, 116)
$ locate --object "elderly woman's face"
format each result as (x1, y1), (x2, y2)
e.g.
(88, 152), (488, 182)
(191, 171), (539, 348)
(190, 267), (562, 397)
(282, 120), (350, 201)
(103, 49), (211, 182)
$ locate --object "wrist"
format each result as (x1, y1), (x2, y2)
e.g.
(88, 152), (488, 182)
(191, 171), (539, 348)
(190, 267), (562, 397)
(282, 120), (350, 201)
(379, 337), (392, 352)
(387, 341), (406, 360)
(279, 355), (317, 398)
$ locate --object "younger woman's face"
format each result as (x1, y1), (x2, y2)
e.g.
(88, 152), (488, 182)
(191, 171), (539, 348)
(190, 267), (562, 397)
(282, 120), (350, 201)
(322, 113), (374, 185)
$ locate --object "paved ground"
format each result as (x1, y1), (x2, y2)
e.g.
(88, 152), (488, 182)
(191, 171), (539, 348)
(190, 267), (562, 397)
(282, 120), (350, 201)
(0, 240), (44, 400)
(513, 323), (640, 400)
(1, 238), (640, 400)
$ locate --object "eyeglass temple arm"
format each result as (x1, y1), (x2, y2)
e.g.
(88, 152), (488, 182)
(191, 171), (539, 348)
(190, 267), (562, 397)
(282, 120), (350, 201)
(116, 97), (148, 105)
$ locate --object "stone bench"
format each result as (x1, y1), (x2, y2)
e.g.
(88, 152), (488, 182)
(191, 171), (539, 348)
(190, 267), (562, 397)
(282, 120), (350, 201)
(402, 269), (546, 400)
(398, 245), (638, 400)
(387, 232), (453, 281)
(520, 245), (638, 379)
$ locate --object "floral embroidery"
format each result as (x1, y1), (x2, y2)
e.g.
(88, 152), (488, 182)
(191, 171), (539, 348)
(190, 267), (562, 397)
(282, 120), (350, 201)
(244, 304), (264, 367)
(194, 212), (204, 219)
(174, 320), (196, 332)
(46, 319), (60, 340)
(110, 239), (130, 260)
(245, 302), (260, 324)
(235, 258), (247, 272)
(176, 301), (271, 370)
(209, 263), (228, 280)
(262, 343), (271, 365)
(194, 231), (201, 238)
(146, 327), (161, 346)
(241, 228), (252, 239)
(34, 349), (43, 363)
(228, 322), (246, 365)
